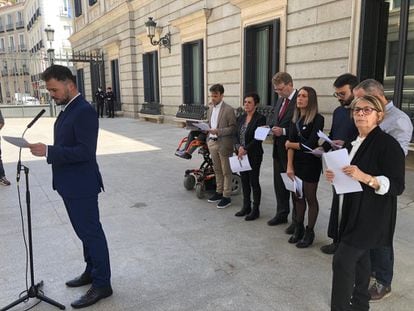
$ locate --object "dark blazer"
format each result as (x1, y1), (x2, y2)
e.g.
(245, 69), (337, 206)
(270, 91), (297, 163)
(236, 111), (267, 163)
(207, 101), (237, 156)
(339, 126), (405, 249)
(47, 95), (104, 198)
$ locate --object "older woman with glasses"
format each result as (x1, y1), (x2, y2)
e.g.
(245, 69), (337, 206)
(326, 95), (405, 311)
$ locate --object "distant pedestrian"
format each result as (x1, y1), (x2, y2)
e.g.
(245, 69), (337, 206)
(95, 87), (106, 118)
(105, 87), (115, 118)
(0, 109), (11, 186)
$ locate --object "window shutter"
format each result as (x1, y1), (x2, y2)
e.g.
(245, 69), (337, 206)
(143, 53), (151, 102)
(197, 40), (204, 105)
(182, 44), (191, 104)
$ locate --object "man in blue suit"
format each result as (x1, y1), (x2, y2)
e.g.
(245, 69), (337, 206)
(29, 65), (112, 309)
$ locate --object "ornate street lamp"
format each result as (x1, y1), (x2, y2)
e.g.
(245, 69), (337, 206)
(44, 24), (55, 64)
(144, 17), (171, 53)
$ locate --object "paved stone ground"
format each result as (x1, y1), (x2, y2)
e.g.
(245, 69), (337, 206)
(0, 117), (413, 311)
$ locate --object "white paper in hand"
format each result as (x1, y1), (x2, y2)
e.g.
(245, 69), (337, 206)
(2, 136), (29, 148)
(322, 149), (362, 194)
(254, 127), (271, 141)
(229, 155), (252, 173)
(193, 122), (210, 131)
(317, 130), (342, 149)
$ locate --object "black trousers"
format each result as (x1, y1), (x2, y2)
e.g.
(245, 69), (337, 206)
(97, 102), (105, 118)
(240, 156), (262, 208)
(0, 145), (5, 177)
(107, 101), (115, 118)
(273, 158), (296, 222)
(331, 242), (370, 311)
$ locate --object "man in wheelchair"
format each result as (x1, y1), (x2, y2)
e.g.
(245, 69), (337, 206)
(175, 130), (207, 159)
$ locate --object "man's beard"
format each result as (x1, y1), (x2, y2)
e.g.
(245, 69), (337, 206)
(340, 97), (354, 107)
(54, 95), (70, 106)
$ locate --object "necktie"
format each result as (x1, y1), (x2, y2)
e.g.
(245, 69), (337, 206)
(278, 98), (290, 120)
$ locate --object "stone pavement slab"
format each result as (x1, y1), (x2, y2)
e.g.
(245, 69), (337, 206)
(0, 117), (413, 311)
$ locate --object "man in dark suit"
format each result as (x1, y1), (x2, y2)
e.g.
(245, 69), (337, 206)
(268, 72), (297, 233)
(29, 65), (112, 309)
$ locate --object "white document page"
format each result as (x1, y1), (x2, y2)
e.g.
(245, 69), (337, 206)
(2, 136), (29, 148)
(322, 148), (362, 194)
(229, 155), (252, 173)
(281, 173), (303, 198)
(254, 127), (271, 141)
(301, 143), (325, 157)
(317, 130), (342, 149)
(193, 122), (210, 131)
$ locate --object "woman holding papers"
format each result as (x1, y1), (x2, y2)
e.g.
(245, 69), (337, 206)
(234, 93), (266, 220)
(326, 95), (405, 311)
(285, 86), (324, 248)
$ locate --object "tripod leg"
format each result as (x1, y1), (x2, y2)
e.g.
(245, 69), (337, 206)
(1, 294), (29, 311)
(37, 292), (66, 310)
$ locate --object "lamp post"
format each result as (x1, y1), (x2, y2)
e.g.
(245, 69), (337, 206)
(44, 24), (55, 65)
(144, 17), (171, 53)
(44, 24), (55, 116)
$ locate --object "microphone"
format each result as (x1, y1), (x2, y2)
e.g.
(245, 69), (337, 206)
(27, 109), (46, 129)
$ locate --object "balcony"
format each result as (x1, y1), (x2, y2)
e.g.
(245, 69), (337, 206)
(8, 46), (16, 53)
(17, 44), (26, 52)
(6, 23), (14, 31)
(15, 20), (24, 29)
(0, 48), (5, 54)
(0, 25), (4, 32)
(1, 69), (9, 77)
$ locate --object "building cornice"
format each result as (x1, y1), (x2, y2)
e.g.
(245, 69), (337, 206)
(69, 1), (131, 45)
(170, 8), (212, 43)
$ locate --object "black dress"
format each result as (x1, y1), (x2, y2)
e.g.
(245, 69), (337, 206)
(288, 113), (324, 183)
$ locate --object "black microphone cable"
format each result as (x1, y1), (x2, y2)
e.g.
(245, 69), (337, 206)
(13, 113), (45, 311)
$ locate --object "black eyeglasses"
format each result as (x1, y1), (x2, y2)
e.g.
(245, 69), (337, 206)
(333, 92), (346, 98)
(352, 106), (379, 115)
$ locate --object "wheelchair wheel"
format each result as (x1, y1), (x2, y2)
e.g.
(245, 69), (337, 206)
(231, 174), (242, 195)
(183, 174), (196, 190)
(195, 182), (205, 199)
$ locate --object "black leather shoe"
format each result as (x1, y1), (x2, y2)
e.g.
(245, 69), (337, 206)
(288, 223), (304, 244)
(71, 286), (113, 309)
(267, 216), (287, 226)
(296, 226), (315, 248)
(285, 223), (296, 235)
(235, 206), (251, 217)
(320, 242), (338, 254)
(66, 273), (93, 287)
(245, 208), (259, 221)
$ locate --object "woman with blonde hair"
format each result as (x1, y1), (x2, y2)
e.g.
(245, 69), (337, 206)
(285, 86), (324, 248)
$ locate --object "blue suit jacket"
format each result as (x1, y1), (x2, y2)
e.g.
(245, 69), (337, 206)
(47, 95), (103, 198)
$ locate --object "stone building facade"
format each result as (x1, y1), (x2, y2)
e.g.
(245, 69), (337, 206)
(69, 0), (414, 136)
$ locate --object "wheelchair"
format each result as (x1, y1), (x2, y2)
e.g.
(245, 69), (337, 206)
(175, 133), (242, 199)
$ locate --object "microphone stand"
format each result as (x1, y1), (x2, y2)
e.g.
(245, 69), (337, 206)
(1, 120), (65, 311)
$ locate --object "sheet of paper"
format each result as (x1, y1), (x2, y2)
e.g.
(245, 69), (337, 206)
(2, 136), (29, 148)
(322, 148), (362, 194)
(317, 130), (342, 149)
(254, 126), (271, 141)
(185, 120), (202, 130)
(302, 144), (325, 156)
(229, 155), (252, 173)
(193, 122), (210, 131)
(281, 173), (303, 198)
